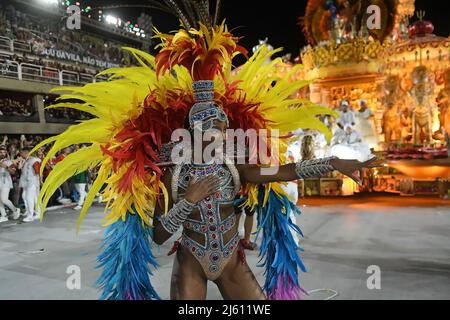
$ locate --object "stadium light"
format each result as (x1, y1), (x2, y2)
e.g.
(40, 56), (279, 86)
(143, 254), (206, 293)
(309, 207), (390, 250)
(105, 15), (118, 25)
(138, 12), (153, 38)
(37, 0), (59, 5)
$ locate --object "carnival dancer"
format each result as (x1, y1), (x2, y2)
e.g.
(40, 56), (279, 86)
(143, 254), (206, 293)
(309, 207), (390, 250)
(33, 0), (378, 300)
(152, 95), (375, 299)
(0, 145), (21, 222)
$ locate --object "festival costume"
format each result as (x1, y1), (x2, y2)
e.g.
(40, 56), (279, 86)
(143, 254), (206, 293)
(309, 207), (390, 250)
(170, 159), (241, 280)
(33, 0), (339, 300)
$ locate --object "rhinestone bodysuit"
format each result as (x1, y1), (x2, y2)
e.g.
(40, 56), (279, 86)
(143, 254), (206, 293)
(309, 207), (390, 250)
(171, 161), (241, 281)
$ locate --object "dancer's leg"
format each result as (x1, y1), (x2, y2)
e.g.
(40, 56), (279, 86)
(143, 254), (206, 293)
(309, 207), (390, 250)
(0, 186), (17, 212)
(0, 197), (6, 218)
(32, 185), (40, 218)
(170, 247), (207, 300)
(241, 208), (256, 250)
(215, 251), (266, 300)
(22, 188), (29, 215)
(244, 214), (253, 241)
(24, 186), (35, 218)
(75, 183), (87, 206)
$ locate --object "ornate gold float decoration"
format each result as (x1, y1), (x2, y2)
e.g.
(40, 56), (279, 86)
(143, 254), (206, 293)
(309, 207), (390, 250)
(301, 39), (386, 80)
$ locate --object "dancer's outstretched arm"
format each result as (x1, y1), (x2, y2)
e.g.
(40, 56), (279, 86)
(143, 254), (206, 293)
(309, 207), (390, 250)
(237, 157), (379, 185)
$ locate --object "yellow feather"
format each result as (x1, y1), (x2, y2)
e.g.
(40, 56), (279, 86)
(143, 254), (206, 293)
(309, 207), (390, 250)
(38, 146), (104, 216)
(76, 163), (110, 232)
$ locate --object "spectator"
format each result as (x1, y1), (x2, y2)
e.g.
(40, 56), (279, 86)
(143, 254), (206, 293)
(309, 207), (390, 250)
(0, 95), (34, 118)
(19, 146), (43, 222)
(0, 135), (105, 219)
(72, 169), (88, 211)
(51, 147), (72, 203)
(0, 145), (21, 222)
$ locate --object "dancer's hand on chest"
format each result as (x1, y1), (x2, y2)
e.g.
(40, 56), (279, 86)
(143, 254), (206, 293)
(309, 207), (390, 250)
(184, 174), (221, 204)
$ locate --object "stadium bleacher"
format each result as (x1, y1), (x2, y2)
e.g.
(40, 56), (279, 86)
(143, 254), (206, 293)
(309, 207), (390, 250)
(0, 0), (147, 127)
(0, 1), (142, 87)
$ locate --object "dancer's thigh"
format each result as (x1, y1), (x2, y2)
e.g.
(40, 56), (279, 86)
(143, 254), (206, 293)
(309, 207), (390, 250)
(170, 248), (207, 300)
(214, 251), (266, 300)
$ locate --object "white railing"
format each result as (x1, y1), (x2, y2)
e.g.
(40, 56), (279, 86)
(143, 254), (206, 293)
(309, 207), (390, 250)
(0, 36), (13, 52)
(0, 36), (114, 86)
(13, 40), (31, 53)
(79, 73), (94, 85)
(0, 36), (31, 53)
(94, 74), (109, 83)
(21, 63), (59, 84)
(0, 61), (97, 86)
(61, 70), (79, 86)
(0, 59), (19, 80)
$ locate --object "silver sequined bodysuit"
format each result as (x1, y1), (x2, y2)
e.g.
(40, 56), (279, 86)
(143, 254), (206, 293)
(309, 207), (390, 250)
(171, 161), (241, 281)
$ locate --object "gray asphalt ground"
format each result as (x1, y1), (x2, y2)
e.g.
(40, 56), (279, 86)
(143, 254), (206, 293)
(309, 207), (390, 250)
(0, 196), (449, 300)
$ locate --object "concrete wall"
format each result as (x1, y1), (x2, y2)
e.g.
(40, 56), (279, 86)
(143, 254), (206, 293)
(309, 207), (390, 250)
(0, 77), (55, 94)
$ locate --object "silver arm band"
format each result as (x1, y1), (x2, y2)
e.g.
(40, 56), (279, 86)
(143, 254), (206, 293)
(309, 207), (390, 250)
(295, 156), (337, 179)
(158, 199), (195, 234)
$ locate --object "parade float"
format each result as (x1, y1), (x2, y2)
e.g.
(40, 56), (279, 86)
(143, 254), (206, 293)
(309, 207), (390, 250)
(294, 0), (450, 197)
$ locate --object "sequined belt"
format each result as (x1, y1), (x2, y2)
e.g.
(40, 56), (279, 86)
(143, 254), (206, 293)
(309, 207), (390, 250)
(183, 214), (236, 234)
(180, 232), (239, 281)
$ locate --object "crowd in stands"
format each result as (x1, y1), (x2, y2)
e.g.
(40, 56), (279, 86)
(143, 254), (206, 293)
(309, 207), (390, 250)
(45, 107), (92, 123)
(0, 93), (93, 123)
(0, 53), (99, 86)
(0, 3), (131, 63)
(44, 95), (93, 123)
(0, 96), (35, 118)
(0, 134), (96, 223)
(0, 2), (136, 83)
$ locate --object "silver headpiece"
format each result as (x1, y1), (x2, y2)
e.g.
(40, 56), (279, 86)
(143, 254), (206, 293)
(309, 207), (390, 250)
(188, 80), (229, 131)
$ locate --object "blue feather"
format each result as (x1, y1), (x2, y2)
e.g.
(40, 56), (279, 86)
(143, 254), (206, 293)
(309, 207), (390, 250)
(256, 185), (307, 299)
(96, 210), (160, 300)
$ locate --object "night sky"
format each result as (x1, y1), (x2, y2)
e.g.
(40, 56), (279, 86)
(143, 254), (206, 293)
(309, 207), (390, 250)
(95, 0), (450, 57)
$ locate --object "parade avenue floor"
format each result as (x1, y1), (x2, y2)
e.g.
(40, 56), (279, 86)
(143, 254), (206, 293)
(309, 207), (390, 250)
(0, 195), (449, 300)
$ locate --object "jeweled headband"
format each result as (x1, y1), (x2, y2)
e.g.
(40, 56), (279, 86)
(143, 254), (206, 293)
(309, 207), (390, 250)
(188, 80), (229, 131)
